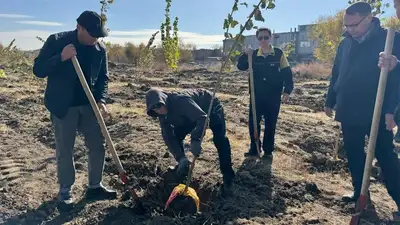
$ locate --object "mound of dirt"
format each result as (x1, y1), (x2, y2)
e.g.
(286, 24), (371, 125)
(297, 134), (333, 154)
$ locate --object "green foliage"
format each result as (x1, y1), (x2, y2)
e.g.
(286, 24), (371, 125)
(382, 16), (400, 31)
(100, 0), (114, 25)
(222, 0), (276, 72)
(139, 31), (159, 69)
(281, 41), (295, 58)
(0, 68), (6, 79)
(309, 10), (345, 64)
(223, 0), (276, 40)
(160, 0), (180, 70)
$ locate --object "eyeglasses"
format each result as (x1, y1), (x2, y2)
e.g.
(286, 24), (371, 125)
(344, 16), (366, 29)
(257, 36), (270, 41)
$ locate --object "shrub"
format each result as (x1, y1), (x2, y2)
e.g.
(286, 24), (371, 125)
(292, 62), (331, 80)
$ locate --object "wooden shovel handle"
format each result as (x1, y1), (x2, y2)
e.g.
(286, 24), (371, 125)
(248, 52), (262, 157)
(71, 56), (126, 179)
(359, 28), (395, 197)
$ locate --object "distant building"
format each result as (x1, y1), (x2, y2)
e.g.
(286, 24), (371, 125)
(222, 24), (318, 63)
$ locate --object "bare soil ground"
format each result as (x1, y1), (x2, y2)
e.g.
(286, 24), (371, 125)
(0, 63), (399, 225)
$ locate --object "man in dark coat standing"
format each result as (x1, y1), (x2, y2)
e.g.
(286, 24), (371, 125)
(33, 10), (117, 208)
(325, 2), (400, 220)
(380, 0), (400, 144)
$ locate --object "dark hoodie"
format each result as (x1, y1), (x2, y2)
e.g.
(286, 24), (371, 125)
(146, 88), (213, 157)
(326, 17), (400, 126)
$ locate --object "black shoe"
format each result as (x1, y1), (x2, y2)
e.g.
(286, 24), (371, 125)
(393, 211), (400, 222)
(85, 186), (117, 201)
(57, 191), (74, 211)
(221, 171), (235, 198)
(244, 149), (262, 157)
(342, 192), (357, 202)
(262, 152), (273, 160)
(244, 142), (263, 157)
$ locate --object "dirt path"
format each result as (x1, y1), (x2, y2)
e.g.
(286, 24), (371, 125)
(0, 65), (398, 225)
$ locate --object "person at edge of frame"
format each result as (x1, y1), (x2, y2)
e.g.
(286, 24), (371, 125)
(236, 27), (294, 160)
(32, 10), (117, 210)
(326, 1), (400, 221)
(387, 0), (400, 144)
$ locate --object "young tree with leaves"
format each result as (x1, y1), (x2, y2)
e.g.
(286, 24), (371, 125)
(160, 0), (180, 70)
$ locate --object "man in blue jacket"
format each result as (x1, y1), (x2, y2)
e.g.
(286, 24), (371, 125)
(236, 27), (294, 159)
(325, 2), (400, 219)
(33, 10), (117, 208)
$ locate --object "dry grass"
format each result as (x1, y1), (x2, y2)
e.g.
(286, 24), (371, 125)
(109, 102), (147, 116)
(293, 62), (332, 80)
(290, 203), (348, 225)
(273, 151), (310, 181)
(108, 82), (129, 89)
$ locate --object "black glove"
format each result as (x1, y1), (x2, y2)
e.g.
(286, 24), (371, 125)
(190, 140), (202, 157)
(176, 157), (189, 177)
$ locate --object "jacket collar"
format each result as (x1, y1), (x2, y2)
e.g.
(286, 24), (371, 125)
(257, 44), (275, 57)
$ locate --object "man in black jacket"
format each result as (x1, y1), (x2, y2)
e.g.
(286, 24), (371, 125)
(145, 87), (235, 197)
(325, 2), (400, 218)
(236, 27), (294, 159)
(33, 10), (117, 208)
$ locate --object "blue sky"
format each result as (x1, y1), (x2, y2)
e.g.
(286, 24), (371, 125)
(0, 0), (395, 50)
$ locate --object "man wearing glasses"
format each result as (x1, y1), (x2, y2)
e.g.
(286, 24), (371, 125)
(236, 27), (294, 159)
(324, 2), (400, 220)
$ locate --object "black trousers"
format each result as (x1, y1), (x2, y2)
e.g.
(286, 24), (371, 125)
(394, 105), (400, 126)
(341, 119), (400, 209)
(173, 98), (235, 180)
(248, 98), (281, 154)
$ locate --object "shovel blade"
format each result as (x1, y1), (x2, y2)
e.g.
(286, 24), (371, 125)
(349, 194), (368, 225)
(164, 184), (200, 212)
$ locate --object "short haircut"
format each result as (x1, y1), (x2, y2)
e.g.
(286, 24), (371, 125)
(256, 27), (272, 37)
(345, 2), (372, 16)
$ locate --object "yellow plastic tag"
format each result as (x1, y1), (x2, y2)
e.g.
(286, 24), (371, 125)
(165, 183), (200, 212)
